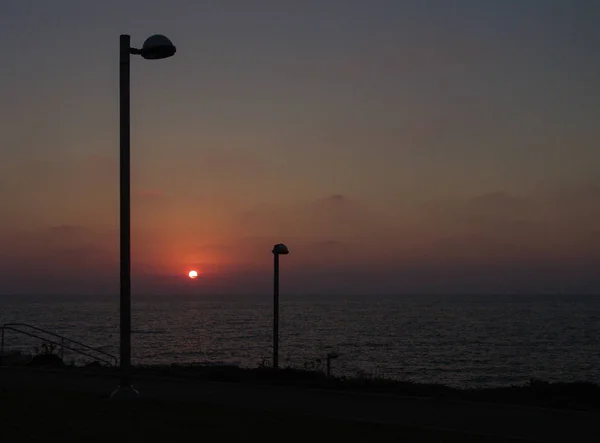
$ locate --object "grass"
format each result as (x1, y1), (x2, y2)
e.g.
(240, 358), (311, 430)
(129, 364), (600, 410)
(0, 386), (529, 443)
(12, 351), (600, 411)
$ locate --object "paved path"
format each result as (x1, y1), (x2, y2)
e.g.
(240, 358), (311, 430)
(1, 367), (597, 442)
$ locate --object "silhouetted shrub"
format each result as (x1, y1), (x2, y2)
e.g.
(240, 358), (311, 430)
(83, 361), (103, 369)
(28, 353), (64, 368)
(28, 342), (64, 368)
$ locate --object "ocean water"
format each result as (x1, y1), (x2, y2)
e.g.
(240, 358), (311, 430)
(0, 294), (598, 388)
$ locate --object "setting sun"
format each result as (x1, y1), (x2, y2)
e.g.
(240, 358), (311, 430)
(188, 270), (198, 279)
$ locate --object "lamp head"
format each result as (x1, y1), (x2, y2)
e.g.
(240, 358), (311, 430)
(272, 244), (289, 255)
(140, 34), (176, 60)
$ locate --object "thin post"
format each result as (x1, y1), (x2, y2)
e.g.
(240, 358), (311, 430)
(273, 253), (279, 368)
(119, 34), (132, 388)
(0, 327), (4, 366)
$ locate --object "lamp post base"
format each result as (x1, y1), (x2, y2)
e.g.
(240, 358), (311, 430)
(110, 384), (140, 401)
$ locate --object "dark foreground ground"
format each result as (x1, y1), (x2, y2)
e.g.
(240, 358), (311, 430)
(0, 387), (528, 443)
(1, 367), (597, 443)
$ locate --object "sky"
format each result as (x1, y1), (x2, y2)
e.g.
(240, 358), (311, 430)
(1, 1), (600, 296)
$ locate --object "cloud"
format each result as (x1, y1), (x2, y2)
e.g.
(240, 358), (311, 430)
(194, 243), (229, 252)
(422, 191), (531, 219)
(310, 194), (372, 222)
(201, 148), (268, 177)
(314, 240), (344, 247)
(316, 194), (345, 205)
(419, 191), (535, 234)
(537, 183), (600, 222)
(2, 224), (116, 262)
(135, 189), (164, 200)
(409, 184), (600, 266)
(541, 182), (600, 201)
(310, 194), (353, 223)
(49, 224), (85, 234)
(80, 153), (118, 183)
(232, 193), (385, 244)
(4, 179), (600, 295)
(467, 191), (529, 212)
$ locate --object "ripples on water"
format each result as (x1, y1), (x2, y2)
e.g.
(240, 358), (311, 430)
(1, 294), (598, 388)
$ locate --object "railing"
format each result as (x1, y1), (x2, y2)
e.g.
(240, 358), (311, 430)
(0, 323), (118, 367)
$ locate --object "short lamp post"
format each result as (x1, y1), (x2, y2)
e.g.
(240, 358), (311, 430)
(111, 34), (176, 401)
(272, 243), (289, 369)
(326, 352), (339, 377)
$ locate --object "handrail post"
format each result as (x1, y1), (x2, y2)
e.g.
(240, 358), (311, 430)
(60, 338), (64, 360)
(0, 326), (5, 366)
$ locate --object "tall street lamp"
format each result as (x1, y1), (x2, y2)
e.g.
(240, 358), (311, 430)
(272, 243), (289, 369)
(111, 34), (176, 400)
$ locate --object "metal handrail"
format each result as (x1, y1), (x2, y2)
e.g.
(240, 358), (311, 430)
(0, 323), (118, 367)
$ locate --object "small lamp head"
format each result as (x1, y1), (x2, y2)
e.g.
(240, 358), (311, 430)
(272, 244), (289, 255)
(140, 34), (176, 60)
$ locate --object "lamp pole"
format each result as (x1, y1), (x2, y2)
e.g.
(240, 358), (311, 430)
(112, 34), (176, 400)
(273, 252), (279, 369)
(272, 243), (289, 369)
(119, 34), (133, 393)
